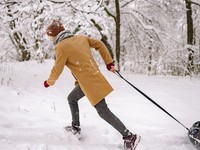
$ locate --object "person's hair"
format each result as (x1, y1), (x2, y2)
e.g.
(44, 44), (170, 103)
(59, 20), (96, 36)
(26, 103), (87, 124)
(46, 20), (65, 37)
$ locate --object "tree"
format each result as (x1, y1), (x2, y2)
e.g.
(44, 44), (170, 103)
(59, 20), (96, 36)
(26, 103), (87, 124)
(103, 0), (121, 70)
(185, 0), (200, 75)
(0, 0), (200, 76)
(90, 19), (114, 58)
(120, 0), (169, 74)
(5, 1), (30, 61)
(185, 0), (194, 74)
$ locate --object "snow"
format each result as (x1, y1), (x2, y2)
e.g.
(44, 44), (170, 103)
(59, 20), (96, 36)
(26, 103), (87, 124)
(0, 60), (199, 150)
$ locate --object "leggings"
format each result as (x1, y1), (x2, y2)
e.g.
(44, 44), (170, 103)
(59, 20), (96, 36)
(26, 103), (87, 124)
(67, 85), (130, 137)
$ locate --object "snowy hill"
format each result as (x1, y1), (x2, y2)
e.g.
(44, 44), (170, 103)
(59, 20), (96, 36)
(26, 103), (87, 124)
(0, 60), (199, 150)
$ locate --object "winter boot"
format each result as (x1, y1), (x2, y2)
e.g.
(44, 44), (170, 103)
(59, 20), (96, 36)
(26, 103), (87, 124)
(123, 133), (141, 150)
(64, 125), (82, 140)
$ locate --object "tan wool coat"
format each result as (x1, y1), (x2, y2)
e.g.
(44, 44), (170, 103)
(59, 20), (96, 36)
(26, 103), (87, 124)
(47, 35), (114, 106)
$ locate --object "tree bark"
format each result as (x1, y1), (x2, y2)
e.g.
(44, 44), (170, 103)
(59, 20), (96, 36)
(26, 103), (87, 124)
(185, 0), (194, 74)
(103, 0), (121, 69)
(91, 19), (114, 58)
(6, 1), (30, 61)
(115, 0), (121, 70)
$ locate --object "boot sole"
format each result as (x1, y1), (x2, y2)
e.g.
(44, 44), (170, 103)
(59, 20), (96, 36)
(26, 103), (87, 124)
(64, 126), (82, 141)
(132, 135), (141, 150)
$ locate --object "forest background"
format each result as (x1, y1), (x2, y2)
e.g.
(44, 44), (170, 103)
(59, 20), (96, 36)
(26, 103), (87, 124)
(0, 0), (200, 76)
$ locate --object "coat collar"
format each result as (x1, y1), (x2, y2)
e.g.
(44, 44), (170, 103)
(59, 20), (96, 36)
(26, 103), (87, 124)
(54, 30), (73, 45)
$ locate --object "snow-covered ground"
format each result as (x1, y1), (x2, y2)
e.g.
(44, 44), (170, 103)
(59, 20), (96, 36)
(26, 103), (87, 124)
(0, 60), (199, 150)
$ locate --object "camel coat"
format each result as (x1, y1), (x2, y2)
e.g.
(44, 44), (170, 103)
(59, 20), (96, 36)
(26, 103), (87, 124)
(47, 35), (114, 106)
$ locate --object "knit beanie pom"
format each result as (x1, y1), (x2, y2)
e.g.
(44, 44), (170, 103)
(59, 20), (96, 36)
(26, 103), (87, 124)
(46, 19), (65, 37)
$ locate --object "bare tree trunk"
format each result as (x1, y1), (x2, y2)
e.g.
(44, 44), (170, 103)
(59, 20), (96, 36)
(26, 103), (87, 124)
(115, 0), (121, 70)
(104, 0), (121, 70)
(6, 1), (30, 61)
(148, 47), (152, 75)
(185, 0), (194, 74)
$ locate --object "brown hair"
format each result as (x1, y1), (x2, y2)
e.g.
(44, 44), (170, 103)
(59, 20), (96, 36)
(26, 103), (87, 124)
(46, 20), (65, 37)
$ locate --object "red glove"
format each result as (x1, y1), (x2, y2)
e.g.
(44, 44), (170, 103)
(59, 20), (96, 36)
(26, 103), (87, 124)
(44, 80), (49, 88)
(106, 62), (114, 71)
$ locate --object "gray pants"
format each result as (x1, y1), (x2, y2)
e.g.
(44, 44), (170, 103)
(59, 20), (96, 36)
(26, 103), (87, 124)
(67, 85), (130, 137)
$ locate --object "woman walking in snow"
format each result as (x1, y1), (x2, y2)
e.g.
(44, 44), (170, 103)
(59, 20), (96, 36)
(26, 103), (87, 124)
(44, 19), (140, 150)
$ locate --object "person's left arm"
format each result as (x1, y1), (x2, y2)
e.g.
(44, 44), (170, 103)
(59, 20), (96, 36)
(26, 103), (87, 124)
(87, 37), (115, 72)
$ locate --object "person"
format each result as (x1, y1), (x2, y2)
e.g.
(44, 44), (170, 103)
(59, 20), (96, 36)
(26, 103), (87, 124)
(44, 19), (141, 150)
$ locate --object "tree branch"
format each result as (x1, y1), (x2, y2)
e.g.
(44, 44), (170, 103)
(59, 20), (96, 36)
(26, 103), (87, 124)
(191, 1), (200, 7)
(46, 0), (65, 4)
(121, 0), (135, 8)
(104, 7), (116, 23)
(90, 19), (114, 58)
(95, 0), (104, 10)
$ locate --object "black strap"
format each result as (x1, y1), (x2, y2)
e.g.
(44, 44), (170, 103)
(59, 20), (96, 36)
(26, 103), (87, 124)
(115, 70), (189, 131)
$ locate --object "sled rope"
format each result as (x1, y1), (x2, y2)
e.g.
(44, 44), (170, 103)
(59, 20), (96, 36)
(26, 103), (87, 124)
(115, 70), (189, 131)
